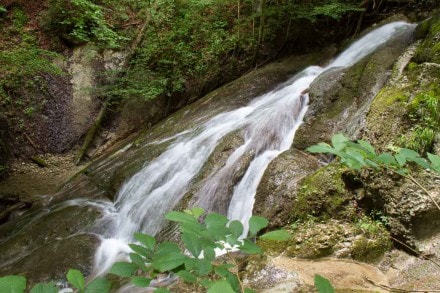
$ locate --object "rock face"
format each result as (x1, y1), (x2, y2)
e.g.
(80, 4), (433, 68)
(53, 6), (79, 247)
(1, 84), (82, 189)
(293, 20), (415, 149)
(253, 149), (320, 229)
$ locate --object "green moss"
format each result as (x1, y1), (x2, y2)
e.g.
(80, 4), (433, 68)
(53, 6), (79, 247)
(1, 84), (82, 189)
(413, 15), (440, 64)
(291, 163), (354, 222)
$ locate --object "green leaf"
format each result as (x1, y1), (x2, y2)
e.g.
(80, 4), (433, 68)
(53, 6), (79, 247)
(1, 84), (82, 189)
(154, 288), (171, 293)
(180, 221), (207, 238)
(165, 211), (198, 224)
(260, 230), (291, 241)
(176, 270), (197, 283)
(30, 283), (57, 293)
(134, 233), (156, 251)
(226, 273), (240, 292)
(428, 153), (440, 173)
(331, 133), (349, 151)
(239, 239), (262, 254)
(408, 157), (431, 170)
(129, 243), (150, 257)
(375, 153), (398, 167)
(129, 253), (147, 271)
(314, 274), (335, 293)
(152, 244), (187, 272)
(248, 216), (268, 236)
(306, 142), (334, 154)
(182, 232), (202, 257)
(194, 259), (213, 276)
(109, 262), (138, 277)
(203, 247), (216, 261)
(67, 269), (85, 291)
(357, 140), (376, 156)
(398, 148), (420, 159)
(394, 153), (406, 167)
(184, 207), (204, 219)
(131, 276), (151, 288)
(244, 289), (257, 293)
(214, 266), (230, 277)
(228, 220), (244, 238)
(85, 277), (111, 293)
(205, 213), (228, 229)
(207, 280), (235, 293)
(0, 276), (27, 293)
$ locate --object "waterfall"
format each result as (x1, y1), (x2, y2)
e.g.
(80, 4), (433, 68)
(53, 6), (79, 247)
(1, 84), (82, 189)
(93, 21), (415, 274)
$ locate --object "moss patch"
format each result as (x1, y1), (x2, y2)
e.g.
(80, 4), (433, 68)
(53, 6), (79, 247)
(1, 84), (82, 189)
(291, 163), (355, 222)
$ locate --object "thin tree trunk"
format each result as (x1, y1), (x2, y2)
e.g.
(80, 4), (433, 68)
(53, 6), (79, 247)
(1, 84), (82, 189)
(75, 18), (149, 165)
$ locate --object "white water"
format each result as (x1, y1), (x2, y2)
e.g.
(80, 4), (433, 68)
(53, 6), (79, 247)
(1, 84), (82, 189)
(93, 21), (414, 275)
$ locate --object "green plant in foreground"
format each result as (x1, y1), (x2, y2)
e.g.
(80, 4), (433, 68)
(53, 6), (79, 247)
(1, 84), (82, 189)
(108, 207), (290, 292)
(0, 209), (291, 292)
(307, 133), (440, 209)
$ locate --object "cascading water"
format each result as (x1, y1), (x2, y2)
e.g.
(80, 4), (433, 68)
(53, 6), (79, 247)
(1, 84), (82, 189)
(93, 21), (415, 275)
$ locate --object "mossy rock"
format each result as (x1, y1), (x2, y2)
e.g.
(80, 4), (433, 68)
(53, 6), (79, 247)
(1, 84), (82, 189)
(253, 149), (320, 229)
(413, 15), (440, 64)
(0, 233), (99, 286)
(258, 219), (391, 262)
(291, 163), (355, 222)
(293, 23), (415, 150)
(0, 204), (102, 270)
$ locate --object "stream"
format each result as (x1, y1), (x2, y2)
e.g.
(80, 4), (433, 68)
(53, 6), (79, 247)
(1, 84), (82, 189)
(89, 21), (415, 275)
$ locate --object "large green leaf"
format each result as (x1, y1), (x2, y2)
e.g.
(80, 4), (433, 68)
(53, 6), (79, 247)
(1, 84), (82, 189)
(131, 276), (151, 288)
(331, 133), (349, 151)
(357, 140), (376, 156)
(193, 258), (213, 276)
(67, 269), (85, 292)
(30, 283), (57, 293)
(375, 153), (398, 167)
(260, 230), (291, 241)
(248, 216), (268, 236)
(109, 262), (138, 277)
(428, 153), (440, 173)
(165, 211), (199, 224)
(176, 270), (197, 283)
(182, 232), (202, 257)
(228, 220), (244, 238)
(129, 252), (147, 271)
(0, 276), (27, 293)
(314, 274), (335, 293)
(207, 280), (235, 293)
(85, 277), (111, 293)
(398, 148), (420, 159)
(184, 207), (204, 219)
(203, 247), (216, 261)
(152, 244), (187, 272)
(128, 243), (149, 257)
(306, 142), (335, 154)
(239, 239), (262, 254)
(134, 233), (156, 251)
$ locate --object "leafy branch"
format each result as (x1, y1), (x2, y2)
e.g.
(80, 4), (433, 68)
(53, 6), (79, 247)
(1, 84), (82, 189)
(306, 134), (440, 210)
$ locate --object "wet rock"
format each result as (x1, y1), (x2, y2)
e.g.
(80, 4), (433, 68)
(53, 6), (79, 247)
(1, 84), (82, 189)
(0, 233), (99, 286)
(293, 23), (415, 150)
(253, 149), (320, 229)
(0, 203), (102, 272)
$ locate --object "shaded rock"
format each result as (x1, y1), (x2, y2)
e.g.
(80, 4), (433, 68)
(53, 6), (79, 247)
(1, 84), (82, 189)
(357, 169), (440, 248)
(253, 149), (320, 229)
(0, 203), (102, 272)
(0, 233), (99, 286)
